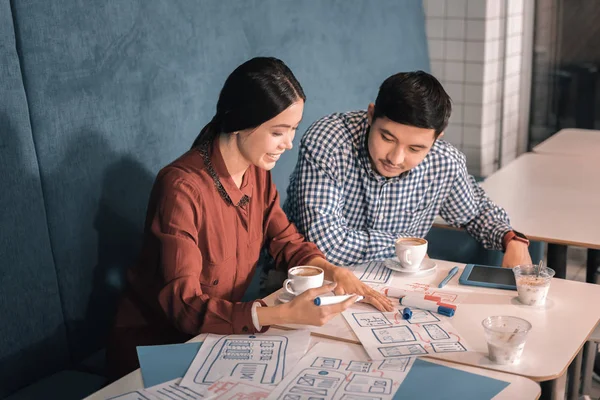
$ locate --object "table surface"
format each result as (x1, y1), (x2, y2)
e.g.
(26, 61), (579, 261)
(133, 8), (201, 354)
(86, 328), (541, 400)
(533, 128), (600, 157)
(477, 152), (600, 249)
(265, 259), (600, 382)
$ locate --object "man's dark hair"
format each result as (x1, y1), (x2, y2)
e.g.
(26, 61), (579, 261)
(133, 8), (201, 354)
(373, 70), (451, 137)
(192, 57), (305, 147)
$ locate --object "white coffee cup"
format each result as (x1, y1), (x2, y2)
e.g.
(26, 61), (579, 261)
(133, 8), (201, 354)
(395, 237), (428, 271)
(283, 266), (324, 296)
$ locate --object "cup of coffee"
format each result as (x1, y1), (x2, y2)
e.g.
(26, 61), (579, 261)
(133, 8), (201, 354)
(283, 266), (324, 296)
(395, 237), (428, 271)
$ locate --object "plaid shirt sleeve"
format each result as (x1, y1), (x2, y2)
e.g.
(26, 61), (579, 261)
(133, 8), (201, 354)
(439, 161), (512, 251)
(290, 145), (403, 266)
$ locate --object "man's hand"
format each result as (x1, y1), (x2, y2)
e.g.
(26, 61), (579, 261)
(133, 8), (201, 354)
(307, 257), (394, 312)
(502, 241), (532, 268)
(330, 267), (394, 312)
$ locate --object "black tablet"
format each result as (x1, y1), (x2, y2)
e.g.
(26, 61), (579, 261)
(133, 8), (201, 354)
(458, 264), (517, 290)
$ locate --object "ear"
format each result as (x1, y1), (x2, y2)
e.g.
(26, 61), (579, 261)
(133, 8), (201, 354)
(367, 103), (375, 125)
(438, 131), (444, 138)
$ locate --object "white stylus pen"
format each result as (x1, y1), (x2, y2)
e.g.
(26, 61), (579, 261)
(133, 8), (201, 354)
(313, 294), (364, 306)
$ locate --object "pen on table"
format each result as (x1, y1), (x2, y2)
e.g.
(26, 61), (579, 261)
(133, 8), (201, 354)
(313, 294), (364, 306)
(384, 288), (441, 301)
(399, 296), (455, 317)
(438, 266), (459, 288)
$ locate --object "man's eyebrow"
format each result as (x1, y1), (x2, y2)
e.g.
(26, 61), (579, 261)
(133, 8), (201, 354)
(380, 128), (428, 148)
(380, 128), (396, 137)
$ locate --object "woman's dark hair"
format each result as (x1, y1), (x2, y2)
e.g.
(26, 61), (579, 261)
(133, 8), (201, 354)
(192, 57), (305, 147)
(373, 70), (452, 137)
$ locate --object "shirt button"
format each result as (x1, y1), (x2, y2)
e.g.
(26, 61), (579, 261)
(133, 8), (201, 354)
(378, 214), (384, 221)
(242, 326), (249, 333)
(212, 279), (219, 285)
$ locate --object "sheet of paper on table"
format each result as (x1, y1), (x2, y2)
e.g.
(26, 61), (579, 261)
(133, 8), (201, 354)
(266, 341), (413, 400)
(108, 378), (272, 400)
(342, 305), (472, 361)
(106, 378), (204, 400)
(348, 260), (395, 286)
(383, 282), (468, 304)
(179, 331), (311, 395)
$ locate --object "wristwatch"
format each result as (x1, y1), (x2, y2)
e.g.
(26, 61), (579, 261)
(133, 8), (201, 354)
(502, 230), (530, 251)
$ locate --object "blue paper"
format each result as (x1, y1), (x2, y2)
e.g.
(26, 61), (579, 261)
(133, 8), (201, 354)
(136, 342), (203, 388)
(393, 358), (510, 399)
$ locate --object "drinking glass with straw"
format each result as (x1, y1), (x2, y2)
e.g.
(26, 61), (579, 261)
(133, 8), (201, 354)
(482, 316), (532, 365)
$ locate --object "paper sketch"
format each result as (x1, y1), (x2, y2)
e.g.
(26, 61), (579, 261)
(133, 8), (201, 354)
(352, 312), (392, 327)
(180, 331), (310, 394)
(383, 283), (467, 304)
(109, 379), (272, 400)
(109, 378), (207, 400)
(203, 380), (272, 400)
(342, 307), (472, 360)
(266, 342), (413, 400)
(406, 310), (440, 324)
(349, 261), (393, 285)
(146, 379), (206, 399)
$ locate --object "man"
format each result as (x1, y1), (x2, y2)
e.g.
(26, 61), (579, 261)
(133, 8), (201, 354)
(284, 71), (532, 267)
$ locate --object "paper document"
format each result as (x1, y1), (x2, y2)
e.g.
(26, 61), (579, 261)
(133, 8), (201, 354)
(202, 380), (272, 399)
(107, 379), (206, 400)
(180, 331), (311, 394)
(109, 379), (272, 400)
(342, 305), (472, 361)
(349, 260), (394, 285)
(383, 282), (468, 304)
(266, 342), (413, 399)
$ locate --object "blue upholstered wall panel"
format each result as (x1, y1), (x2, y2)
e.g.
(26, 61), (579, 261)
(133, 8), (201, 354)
(10, 0), (428, 360)
(0, 0), (69, 396)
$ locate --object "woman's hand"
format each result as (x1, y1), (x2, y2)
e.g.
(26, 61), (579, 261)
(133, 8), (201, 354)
(330, 267), (394, 312)
(282, 283), (359, 326)
(306, 257), (394, 312)
(257, 283), (359, 327)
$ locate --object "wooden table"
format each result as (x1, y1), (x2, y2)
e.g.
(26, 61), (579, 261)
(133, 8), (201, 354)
(532, 129), (600, 283)
(265, 259), (600, 399)
(85, 328), (541, 400)
(533, 128), (600, 157)
(478, 152), (600, 280)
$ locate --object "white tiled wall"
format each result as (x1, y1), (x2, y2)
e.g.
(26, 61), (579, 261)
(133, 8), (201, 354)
(424, 0), (531, 177)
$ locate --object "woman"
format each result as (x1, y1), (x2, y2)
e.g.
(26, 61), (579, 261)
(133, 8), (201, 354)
(106, 57), (392, 380)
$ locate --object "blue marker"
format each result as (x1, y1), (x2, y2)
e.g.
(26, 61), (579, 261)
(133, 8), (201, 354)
(402, 307), (412, 320)
(438, 266), (459, 288)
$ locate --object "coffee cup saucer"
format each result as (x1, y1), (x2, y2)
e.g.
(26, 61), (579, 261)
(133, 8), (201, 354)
(384, 258), (437, 275)
(277, 291), (296, 303)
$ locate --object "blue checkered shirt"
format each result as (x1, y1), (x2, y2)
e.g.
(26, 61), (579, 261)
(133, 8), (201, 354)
(284, 111), (512, 266)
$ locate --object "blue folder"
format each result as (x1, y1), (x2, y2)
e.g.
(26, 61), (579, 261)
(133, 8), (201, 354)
(136, 342), (203, 388)
(393, 358), (510, 399)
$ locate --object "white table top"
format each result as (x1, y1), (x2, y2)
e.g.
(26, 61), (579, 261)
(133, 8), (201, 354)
(478, 152), (600, 249)
(86, 328), (540, 400)
(533, 128), (600, 157)
(265, 259), (600, 382)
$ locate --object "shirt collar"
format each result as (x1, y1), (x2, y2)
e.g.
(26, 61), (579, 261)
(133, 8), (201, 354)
(208, 140), (254, 206)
